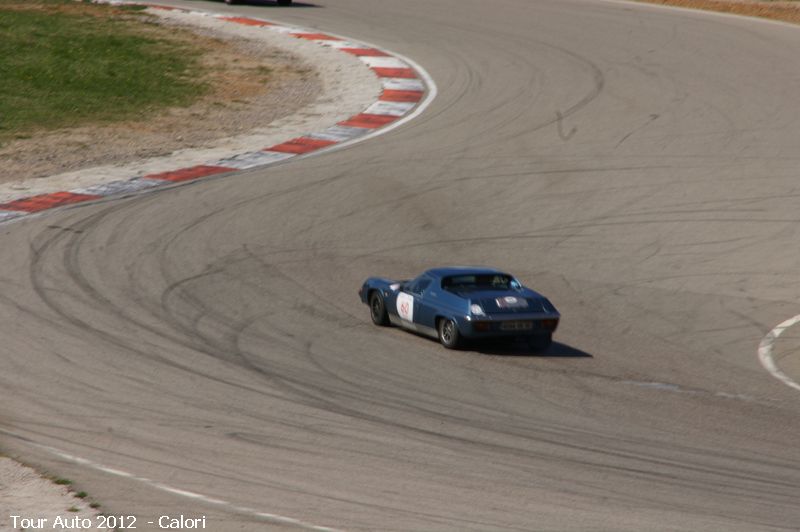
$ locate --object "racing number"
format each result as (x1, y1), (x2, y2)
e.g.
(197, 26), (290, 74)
(397, 292), (414, 322)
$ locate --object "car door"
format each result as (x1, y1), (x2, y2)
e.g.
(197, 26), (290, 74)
(413, 278), (439, 333)
(394, 278), (419, 327)
(395, 276), (432, 331)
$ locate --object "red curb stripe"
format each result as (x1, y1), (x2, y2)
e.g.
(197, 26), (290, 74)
(293, 33), (340, 41)
(371, 67), (417, 79)
(0, 192), (101, 213)
(380, 89), (423, 103)
(219, 16), (274, 27)
(144, 165), (234, 183)
(147, 5), (179, 10)
(267, 137), (337, 154)
(338, 113), (398, 129)
(341, 48), (390, 57)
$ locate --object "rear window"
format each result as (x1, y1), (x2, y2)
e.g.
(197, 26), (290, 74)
(442, 274), (514, 291)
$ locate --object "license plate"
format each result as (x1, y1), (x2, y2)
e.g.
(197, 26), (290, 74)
(500, 320), (534, 331)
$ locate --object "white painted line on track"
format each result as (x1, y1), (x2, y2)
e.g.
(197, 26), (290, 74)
(0, 431), (341, 532)
(758, 315), (800, 393)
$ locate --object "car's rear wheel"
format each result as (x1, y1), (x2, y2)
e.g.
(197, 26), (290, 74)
(438, 318), (461, 349)
(369, 292), (389, 326)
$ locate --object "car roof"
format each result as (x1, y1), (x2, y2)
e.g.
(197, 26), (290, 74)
(423, 266), (509, 279)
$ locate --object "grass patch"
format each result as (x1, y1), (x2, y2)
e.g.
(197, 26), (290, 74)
(53, 478), (73, 485)
(0, 0), (208, 143)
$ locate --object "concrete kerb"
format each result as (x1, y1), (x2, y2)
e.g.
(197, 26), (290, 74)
(0, 1), (437, 223)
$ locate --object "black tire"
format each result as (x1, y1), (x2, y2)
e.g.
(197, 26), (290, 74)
(527, 333), (552, 352)
(438, 318), (462, 349)
(369, 291), (389, 326)
(277, 0), (292, 5)
(225, 0), (238, 4)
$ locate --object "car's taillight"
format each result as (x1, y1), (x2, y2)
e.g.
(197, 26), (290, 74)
(540, 319), (559, 332)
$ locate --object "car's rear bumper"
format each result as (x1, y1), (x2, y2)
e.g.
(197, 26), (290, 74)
(460, 315), (559, 338)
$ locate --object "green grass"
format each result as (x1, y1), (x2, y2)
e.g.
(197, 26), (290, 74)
(0, 0), (208, 143)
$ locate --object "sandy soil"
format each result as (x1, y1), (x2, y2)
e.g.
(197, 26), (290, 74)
(0, 457), (110, 531)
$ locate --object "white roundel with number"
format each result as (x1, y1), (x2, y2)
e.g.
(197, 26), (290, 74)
(396, 292), (414, 322)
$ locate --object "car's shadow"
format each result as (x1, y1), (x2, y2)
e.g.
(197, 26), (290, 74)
(469, 340), (593, 358)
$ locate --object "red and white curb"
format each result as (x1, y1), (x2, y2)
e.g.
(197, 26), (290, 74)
(0, 3), (436, 224)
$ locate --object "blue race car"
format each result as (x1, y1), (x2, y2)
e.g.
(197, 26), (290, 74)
(358, 267), (559, 349)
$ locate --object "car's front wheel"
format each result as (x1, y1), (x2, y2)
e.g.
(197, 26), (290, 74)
(369, 292), (389, 326)
(277, 0), (292, 5)
(225, 0), (238, 4)
(438, 318), (461, 349)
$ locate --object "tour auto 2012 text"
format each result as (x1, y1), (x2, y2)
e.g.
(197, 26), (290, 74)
(10, 514), (207, 529)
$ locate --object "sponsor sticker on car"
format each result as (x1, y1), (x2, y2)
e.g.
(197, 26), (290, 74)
(397, 292), (414, 322)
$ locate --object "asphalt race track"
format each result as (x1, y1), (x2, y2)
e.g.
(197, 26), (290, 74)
(3, 0), (800, 530)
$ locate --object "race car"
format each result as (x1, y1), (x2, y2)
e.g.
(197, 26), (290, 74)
(359, 267), (559, 349)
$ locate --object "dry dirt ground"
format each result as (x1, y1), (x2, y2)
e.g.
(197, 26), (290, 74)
(0, 2), (321, 184)
(637, 0), (800, 23)
(0, 457), (111, 531)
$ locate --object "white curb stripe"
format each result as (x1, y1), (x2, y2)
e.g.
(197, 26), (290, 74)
(265, 25), (295, 34)
(359, 56), (409, 69)
(306, 125), (372, 142)
(216, 150), (295, 170)
(317, 40), (371, 49)
(381, 78), (426, 91)
(758, 315), (800, 393)
(364, 101), (417, 117)
(71, 178), (164, 197)
(0, 211), (24, 222)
